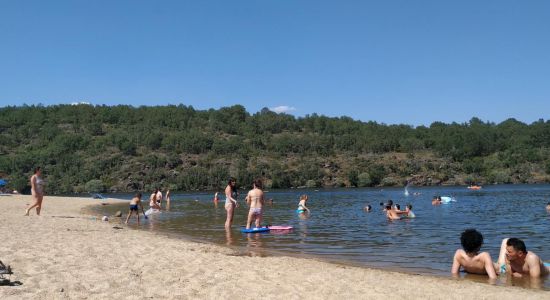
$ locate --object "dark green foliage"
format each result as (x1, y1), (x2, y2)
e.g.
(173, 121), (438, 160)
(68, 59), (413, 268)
(0, 104), (549, 193)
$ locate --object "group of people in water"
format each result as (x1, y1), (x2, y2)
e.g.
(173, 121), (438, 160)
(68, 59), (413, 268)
(452, 229), (550, 281)
(220, 177), (309, 229)
(363, 200), (416, 220)
(125, 188), (172, 224)
(23, 168), (550, 285)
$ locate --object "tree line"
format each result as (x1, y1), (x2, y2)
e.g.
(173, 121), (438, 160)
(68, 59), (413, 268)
(1, 104), (549, 194)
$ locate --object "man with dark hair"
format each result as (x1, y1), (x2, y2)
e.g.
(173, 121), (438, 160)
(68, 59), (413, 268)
(451, 229), (497, 279)
(497, 238), (550, 277)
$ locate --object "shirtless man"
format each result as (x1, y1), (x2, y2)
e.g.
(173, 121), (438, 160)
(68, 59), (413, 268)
(497, 238), (550, 278)
(385, 204), (404, 220)
(451, 229), (497, 279)
(125, 193), (147, 224)
(245, 179), (265, 229)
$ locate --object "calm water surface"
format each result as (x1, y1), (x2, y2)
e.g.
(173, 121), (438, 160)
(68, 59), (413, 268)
(95, 185), (550, 290)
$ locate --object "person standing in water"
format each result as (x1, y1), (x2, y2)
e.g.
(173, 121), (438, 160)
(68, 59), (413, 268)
(149, 188), (161, 210)
(224, 178), (238, 228)
(297, 195), (310, 213)
(213, 192), (220, 208)
(125, 193), (147, 224)
(25, 167), (45, 216)
(155, 188), (163, 209)
(245, 179), (265, 229)
(165, 189), (171, 211)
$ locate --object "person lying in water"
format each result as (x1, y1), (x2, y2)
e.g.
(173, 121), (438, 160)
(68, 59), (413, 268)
(451, 229), (497, 279)
(496, 237), (550, 278)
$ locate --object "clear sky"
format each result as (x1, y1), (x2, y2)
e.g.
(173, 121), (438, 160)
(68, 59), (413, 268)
(1, 1), (549, 126)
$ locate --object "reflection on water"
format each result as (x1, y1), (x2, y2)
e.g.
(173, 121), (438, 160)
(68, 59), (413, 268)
(95, 185), (550, 290)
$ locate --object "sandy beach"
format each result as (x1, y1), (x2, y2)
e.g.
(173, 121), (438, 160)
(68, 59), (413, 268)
(0, 195), (547, 299)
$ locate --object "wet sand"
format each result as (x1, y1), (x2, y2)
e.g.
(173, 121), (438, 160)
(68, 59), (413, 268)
(0, 195), (548, 299)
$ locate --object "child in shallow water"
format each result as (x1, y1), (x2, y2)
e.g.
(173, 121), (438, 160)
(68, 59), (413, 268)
(125, 193), (147, 224)
(405, 204), (415, 218)
(297, 195), (310, 213)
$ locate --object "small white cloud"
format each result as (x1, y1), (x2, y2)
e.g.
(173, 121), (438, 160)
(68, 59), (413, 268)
(71, 101), (91, 106)
(270, 105), (296, 114)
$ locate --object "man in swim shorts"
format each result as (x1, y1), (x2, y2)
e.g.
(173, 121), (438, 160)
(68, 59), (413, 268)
(496, 238), (550, 278)
(451, 229), (497, 279)
(245, 179), (265, 229)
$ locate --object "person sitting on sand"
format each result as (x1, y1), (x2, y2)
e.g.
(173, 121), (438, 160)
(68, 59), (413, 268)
(149, 189), (161, 210)
(451, 229), (497, 279)
(432, 196), (442, 206)
(297, 194), (310, 213)
(496, 238), (550, 278)
(245, 179), (265, 229)
(125, 193), (147, 224)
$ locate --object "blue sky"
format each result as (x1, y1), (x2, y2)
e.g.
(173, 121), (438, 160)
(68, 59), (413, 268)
(1, 1), (549, 126)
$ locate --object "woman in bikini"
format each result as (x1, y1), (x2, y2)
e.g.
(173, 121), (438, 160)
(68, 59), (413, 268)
(245, 179), (265, 229)
(149, 188), (161, 210)
(25, 167), (45, 216)
(224, 178), (238, 228)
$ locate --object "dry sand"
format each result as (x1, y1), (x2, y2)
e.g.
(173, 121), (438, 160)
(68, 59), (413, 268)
(0, 195), (548, 299)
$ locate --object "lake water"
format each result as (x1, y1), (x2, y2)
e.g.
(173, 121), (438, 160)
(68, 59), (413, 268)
(93, 185), (550, 290)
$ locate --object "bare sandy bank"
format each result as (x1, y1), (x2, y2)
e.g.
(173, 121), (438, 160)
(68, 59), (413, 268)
(0, 195), (547, 299)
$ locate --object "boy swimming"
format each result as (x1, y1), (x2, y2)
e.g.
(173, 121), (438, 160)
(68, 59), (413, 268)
(451, 229), (497, 279)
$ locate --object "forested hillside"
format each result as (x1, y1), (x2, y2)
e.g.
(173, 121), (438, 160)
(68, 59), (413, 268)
(1, 104), (550, 194)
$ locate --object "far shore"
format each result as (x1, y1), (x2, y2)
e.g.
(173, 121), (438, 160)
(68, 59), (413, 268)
(1, 195), (548, 299)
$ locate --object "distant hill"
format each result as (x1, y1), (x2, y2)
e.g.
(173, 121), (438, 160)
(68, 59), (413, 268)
(1, 104), (549, 194)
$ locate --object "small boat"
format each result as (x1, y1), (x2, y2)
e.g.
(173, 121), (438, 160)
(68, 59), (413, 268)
(467, 185), (482, 190)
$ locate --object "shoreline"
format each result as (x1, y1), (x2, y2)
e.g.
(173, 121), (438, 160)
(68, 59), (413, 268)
(1, 195), (548, 299)
(87, 199), (548, 291)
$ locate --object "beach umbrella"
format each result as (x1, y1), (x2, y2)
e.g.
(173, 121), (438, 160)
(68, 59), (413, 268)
(0, 179), (7, 186)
